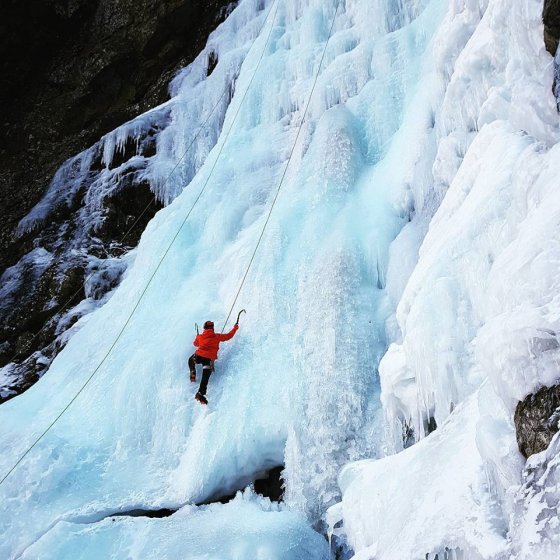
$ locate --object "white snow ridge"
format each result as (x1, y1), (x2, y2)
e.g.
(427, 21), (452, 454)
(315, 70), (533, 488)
(2, 0), (560, 558)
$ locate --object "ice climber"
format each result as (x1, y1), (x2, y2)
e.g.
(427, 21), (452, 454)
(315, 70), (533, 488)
(189, 320), (239, 405)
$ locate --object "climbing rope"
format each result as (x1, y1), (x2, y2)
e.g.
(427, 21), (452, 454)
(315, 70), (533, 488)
(222, 0), (342, 330)
(0, 0), (280, 487)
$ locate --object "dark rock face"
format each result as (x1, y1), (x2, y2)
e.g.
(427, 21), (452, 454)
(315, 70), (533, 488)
(254, 466), (284, 502)
(514, 383), (560, 458)
(0, 0), (235, 401)
(543, 0), (560, 55)
(1, 0), (234, 272)
(544, 1), (560, 106)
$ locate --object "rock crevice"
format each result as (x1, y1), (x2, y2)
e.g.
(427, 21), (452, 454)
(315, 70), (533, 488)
(514, 383), (560, 458)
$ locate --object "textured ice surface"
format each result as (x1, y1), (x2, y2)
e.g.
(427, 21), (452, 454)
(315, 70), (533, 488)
(510, 431), (560, 560)
(333, 0), (560, 558)
(329, 390), (510, 559)
(20, 492), (328, 560)
(379, 0), (560, 450)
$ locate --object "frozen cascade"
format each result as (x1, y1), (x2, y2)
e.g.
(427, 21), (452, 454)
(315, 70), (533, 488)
(330, 0), (560, 558)
(283, 0), (446, 523)
(2, 0), (560, 559)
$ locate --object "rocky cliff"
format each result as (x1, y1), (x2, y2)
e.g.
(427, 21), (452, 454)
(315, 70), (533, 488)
(0, 0), (234, 399)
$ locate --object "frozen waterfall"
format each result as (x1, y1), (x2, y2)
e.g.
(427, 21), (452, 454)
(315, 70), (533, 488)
(2, 0), (560, 558)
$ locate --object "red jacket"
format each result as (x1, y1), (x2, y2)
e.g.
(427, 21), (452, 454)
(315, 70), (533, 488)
(193, 325), (238, 360)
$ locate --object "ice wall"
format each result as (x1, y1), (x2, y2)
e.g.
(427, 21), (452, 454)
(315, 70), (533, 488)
(379, 0), (559, 449)
(332, 0), (560, 558)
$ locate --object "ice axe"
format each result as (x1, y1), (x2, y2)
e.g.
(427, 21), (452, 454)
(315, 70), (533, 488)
(195, 322), (199, 335)
(235, 309), (246, 325)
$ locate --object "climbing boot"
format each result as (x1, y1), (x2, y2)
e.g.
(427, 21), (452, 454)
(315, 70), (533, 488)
(195, 392), (208, 405)
(190, 370), (196, 382)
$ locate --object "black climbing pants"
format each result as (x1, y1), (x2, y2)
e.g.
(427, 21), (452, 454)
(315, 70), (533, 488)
(198, 371), (212, 396)
(188, 353), (214, 396)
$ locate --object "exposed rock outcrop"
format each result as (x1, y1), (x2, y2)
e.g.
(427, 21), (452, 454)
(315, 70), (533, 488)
(544, 0), (560, 106)
(0, 126), (165, 400)
(514, 383), (560, 458)
(543, 0), (560, 55)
